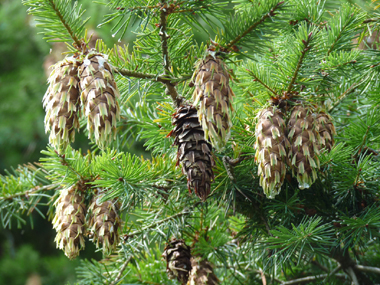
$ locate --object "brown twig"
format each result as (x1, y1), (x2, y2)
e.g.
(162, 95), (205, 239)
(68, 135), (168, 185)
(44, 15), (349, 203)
(159, 1), (181, 106)
(117, 68), (188, 84)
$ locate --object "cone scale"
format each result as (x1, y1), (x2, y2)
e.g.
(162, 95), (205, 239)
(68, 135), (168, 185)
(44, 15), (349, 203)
(43, 57), (80, 152)
(316, 111), (336, 151)
(88, 193), (121, 256)
(52, 185), (86, 259)
(187, 257), (220, 285)
(287, 105), (321, 189)
(171, 104), (215, 201)
(162, 239), (192, 284)
(255, 107), (289, 198)
(79, 51), (120, 149)
(192, 55), (234, 151)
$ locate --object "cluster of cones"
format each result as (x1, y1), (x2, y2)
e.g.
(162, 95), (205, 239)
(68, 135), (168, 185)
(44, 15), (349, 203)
(52, 185), (120, 259)
(171, 53), (335, 201)
(162, 239), (219, 285)
(43, 50), (120, 152)
(170, 53), (234, 202)
(255, 105), (336, 198)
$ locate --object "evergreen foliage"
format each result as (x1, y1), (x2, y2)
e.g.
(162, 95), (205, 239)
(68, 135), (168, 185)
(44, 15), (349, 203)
(2, 0), (380, 284)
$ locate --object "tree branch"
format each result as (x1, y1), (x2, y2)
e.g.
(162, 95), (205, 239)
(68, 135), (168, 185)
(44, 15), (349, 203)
(281, 272), (346, 285)
(122, 207), (196, 240)
(246, 69), (278, 96)
(286, 32), (312, 93)
(354, 265), (380, 275)
(1, 183), (58, 201)
(159, 1), (181, 106)
(117, 68), (190, 84)
(225, 1), (284, 51)
(109, 257), (132, 285)
(47, 0), (81, 48)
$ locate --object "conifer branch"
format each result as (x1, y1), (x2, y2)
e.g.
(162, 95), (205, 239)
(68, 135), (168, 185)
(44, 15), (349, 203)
(363, 18), (380, 24)
(1, 184), (57, 201)
(47, 0), (81, 47)
(109, 257), (132, 285)
(117, 69), (189, 84)
(159, 1), (180, 106)
(286, 33), (312, 93)
(246, 69), (278, 96)
(354, 265), (380, 275)
(281, 265), (344, 285)
(225, 1), (284, 51)
(328, 81), (359, 112)
(123, 206), (197, 240)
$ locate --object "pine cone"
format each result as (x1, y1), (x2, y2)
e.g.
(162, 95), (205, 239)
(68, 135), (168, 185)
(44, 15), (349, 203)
(88, 193), (120, 255)
(288, 105), (321, 189)
(255, 107), (289, 198)
(171, 104), (215, 201)
(316, 111), (335, 151)
(187, 257), (219, 285)
(79, 51), (120, 148)
(43, 57), (80, 152)
(162, 239), (192, 284)
(192, 55), (234, 151)
(52, 185), (86, 259)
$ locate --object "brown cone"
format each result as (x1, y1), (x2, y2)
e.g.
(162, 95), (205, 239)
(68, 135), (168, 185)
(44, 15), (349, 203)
(170, 104), (215, 201)
(43, 57), (80, 152)
(316, 111), (335, 151)
(162, 239), (192, 284)
(187, 257), (219, 285)
(255, 107), (289, 198)
(52, 185), (86, 259)
(192, 55), (234, 151)
(88, 193), (120, 255)
(79, 51), (120, 148)
(288, 105), (321, 189)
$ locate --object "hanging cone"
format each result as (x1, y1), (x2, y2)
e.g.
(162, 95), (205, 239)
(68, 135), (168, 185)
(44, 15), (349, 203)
(170, 104), (215, 201)
(52, 185), (86, 259)
(316, 111), (335, 151)
(43, 56), (80, 152)
(79, 51), (120, 149)
(191, 54), (234, 151)
(254, 107), (289, 198)
(187, 257), (219, 285)
(287, 105), (321, 189)
(87, 192), (121, 255)
(162, 239), (192, 284)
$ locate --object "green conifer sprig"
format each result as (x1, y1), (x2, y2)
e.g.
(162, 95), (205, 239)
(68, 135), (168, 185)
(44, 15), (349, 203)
(22, 0), (89, 46)
(0, 164), (54, 228)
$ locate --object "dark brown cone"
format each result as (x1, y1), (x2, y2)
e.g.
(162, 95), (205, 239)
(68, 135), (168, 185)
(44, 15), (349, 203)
(287, 105), (321, 189)
(171, 104), (215, 201)
(187, 257), (219, 285)
(79, 51), (120, 149)
(43, 57), (80, 152)
(162, 239), (192, 284)
(192, 55), (234, 151)
(254, 107), (289, 198)
(316, 111), (335, 151)
(52, 185), (86, 259)
(88, 194), (121, 255)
